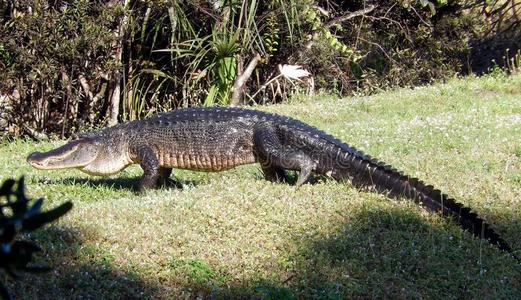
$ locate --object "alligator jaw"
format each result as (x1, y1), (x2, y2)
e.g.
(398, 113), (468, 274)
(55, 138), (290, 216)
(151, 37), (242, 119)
(27, 139), (98, 170)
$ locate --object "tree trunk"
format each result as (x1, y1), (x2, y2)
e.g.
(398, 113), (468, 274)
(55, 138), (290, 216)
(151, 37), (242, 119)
(107, 0), (131, 126)
(230, 53), (262, 106)
(108, 70), (122, 126)
(60, 70), (72, 138)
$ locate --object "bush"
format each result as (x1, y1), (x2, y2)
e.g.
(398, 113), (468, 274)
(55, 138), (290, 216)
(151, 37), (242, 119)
(0, 0), (514, 137)
(0, 0), (120, 137)
(300, 0), (480, 94)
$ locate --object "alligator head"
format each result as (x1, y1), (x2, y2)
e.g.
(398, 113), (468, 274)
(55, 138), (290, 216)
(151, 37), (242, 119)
(27, 136), (131, 176)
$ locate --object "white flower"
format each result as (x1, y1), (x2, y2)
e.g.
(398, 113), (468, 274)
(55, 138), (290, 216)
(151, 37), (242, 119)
(278, 64), (311, 81)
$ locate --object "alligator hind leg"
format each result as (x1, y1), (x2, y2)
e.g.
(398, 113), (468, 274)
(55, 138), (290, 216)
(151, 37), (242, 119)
(254, 123), (315, 187)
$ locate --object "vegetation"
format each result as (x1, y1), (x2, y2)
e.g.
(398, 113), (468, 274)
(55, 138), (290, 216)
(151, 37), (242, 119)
(1, 0), (520, 137)
(0, 177), (72, 299)
(0, 74), (519, 298)
(0, 1), (519, 298)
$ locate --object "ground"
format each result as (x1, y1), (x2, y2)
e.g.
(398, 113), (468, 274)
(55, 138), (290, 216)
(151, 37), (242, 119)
(1, 73), (520, 298)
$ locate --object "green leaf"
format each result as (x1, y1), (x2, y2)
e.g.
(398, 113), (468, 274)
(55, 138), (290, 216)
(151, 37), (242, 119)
(0, 179), (15, 196)
(0, 225), (15, 244)
(26, 198), (44, 218)
(16, 176), (25, 197)
(204, 85), (219, 107)
(9, 176), (29, 217)
(420, 0), (436, 14)
(8, 241), (42, 268)
(139, 69), (172, 79)
(22, 201), (73, 232)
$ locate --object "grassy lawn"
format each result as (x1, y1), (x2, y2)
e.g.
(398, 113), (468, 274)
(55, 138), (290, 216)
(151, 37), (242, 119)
(1, 73), (521, 298)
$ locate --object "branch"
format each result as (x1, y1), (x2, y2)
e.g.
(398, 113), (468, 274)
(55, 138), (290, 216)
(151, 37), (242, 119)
(89, 80), (108, 123)
(108, 71), (122, 126)
(357, 37), (396, 64)
(60, 70), (72, 138)
(23, 125), (49, 141)
(78, 74), (93, 102)
(230, 53), (262, 106)
(290, 5), (376, 63)
(107, 0), (132, 126)
(324, 5), (376, 28)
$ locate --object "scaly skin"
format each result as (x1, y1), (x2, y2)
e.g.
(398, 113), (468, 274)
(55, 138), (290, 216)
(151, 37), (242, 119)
(26, 107), (518, 260)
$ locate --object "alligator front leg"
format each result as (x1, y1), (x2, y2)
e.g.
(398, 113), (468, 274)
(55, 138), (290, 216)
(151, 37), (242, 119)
(254, 123), (315, 187)
(137, 146), (160, 192)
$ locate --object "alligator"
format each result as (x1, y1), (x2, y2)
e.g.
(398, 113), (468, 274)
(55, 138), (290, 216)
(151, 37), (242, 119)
(27, 107), (518, 260)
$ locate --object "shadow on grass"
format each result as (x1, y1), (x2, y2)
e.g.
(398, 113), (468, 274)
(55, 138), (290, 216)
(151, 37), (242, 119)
(61, 177), (138, 191)
(35, 176), (200, 192)
(277, 206), (521, 299)
(252, 170), (326, 186)
(35, 170), (318, 192)
(2, 202), (520, 299)
(2, 226), (162, 299)
(189, 204), (521, 299)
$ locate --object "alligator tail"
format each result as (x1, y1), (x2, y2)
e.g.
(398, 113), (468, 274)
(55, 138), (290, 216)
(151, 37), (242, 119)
(331, 148), (518, 261)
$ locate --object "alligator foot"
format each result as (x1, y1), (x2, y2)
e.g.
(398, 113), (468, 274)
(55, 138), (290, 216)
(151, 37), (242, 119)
(262, 166), (291, 183)
(137, 177), (157, 194)
(158, 178), (184, 189)
(157, 167), (183, 189)
(295, 163), (313, 187)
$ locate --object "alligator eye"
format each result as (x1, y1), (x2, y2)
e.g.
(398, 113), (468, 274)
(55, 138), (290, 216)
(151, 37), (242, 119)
(65, 144), (80, 156)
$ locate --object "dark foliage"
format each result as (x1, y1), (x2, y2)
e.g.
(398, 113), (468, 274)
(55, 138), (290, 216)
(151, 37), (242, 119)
(0, 177), (73, 299)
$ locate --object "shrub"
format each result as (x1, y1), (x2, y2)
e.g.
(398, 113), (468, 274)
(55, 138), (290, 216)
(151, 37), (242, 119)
(0, 0), (120, 137)
(0, 0), (514, 137)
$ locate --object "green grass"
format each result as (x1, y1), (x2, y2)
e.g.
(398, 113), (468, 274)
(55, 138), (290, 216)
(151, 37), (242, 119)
(2, 73), (521, 298)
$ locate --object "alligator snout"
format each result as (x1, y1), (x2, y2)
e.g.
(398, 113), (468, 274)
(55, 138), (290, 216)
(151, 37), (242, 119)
(27, 152), (45, 166)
